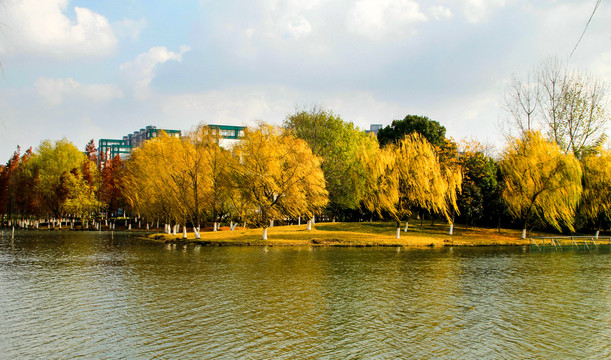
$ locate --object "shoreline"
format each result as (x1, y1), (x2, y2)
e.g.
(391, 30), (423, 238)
(146, 222), (535, 247)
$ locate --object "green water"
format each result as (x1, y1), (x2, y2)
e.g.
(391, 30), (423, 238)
(1, 231), (609, 359)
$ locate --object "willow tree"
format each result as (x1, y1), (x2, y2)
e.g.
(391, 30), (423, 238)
(186, 124), (233, 232)
(122, 133), (193, 235)
(393, 133), (460, 238)
(500, 131), (582, 239)
(363, 133), (459, 239)
(580, 150), (611, 237)
(231, 124), (328, 240)
(361, 145), (399, 223)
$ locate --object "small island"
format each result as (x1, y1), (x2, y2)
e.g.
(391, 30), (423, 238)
(150, 222), (532, 247)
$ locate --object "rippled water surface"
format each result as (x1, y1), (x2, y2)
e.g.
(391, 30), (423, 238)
(1, 231), (609, 359)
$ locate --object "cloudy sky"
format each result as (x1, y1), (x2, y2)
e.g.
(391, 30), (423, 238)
(0, 0), (609, 160)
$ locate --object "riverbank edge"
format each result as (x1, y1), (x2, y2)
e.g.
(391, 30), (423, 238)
(145, 223), (534, 247)
(153, 238), (530, 247)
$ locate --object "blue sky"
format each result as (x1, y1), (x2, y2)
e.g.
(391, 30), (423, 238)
(0, 0), (609, 160)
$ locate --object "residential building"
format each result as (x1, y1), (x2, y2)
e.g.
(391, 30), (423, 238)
(98, 125), (181, 164)
(98, 124), (246, 164)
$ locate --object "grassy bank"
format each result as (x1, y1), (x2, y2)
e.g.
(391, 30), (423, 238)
(149, 221), (534, 247)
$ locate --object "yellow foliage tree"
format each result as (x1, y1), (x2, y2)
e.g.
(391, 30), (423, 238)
(500, 131), (582, 238)
(231, 125), (328, 239)
(361, 145), (399, 222)
(28, 138), (100, 220)
(362, 133), (460, 239)
(185, 125), (234, 232)
(122, 133), (189, 233)
(122, 131), (220, 237)
(580, 150), (611, 237)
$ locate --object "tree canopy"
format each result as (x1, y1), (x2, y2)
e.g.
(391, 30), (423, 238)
(580, 150), (611, 230)
(284, 108), (378, 218)
(500, 131), (582, 238)
(502, 57), (609, 158)
(231, 125), (328, 239)
(377, 115), (447, 148)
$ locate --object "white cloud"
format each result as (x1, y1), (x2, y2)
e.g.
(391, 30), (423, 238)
(114, 18), (147, 41)
(35, 77), (123, 105)
(286, 17), (312, 39)
(429, 5), (453, 20)
(0, 0), (117, 58)
(160, 87), (286, 128)
(159, 86), (412, 134)
(346, 0), (427, 40)
(119, 46), (191, 100)
(463, 0), (507, 24)
(257, 0), (321, 40)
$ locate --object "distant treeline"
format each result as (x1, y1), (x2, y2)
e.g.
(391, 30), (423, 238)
(0, 109), (609, 240)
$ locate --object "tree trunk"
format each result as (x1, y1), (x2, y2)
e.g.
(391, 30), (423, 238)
(307, 220), (312, 231)
(404, 221), (409, 232)
(270, 219), (274, 227)
(298, 216), (301, 226)
(396, 227), (401, 239)
(449, 224), (453, 235)
(182, 226), (187, 239)
(595, 230), (600, 239)
(262, 227), (268, 240)
(521, 228), (527, 239)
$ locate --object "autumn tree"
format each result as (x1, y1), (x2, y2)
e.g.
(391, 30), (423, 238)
(12, 147), (38, 218)
(363, 133), (460, 239)
(121, 128), (234, 237)
(579, 150), (611, 237)
(500, 131), (582, 239)
(122, 132), (193, 235)
(0, 147), (37, 223)
(361, 144), (399, 224)
(25, 139), (99, 219)
(0, 147), (22, 221)
(186, 124), (233, 232)
(284, 108), (378, 220)
(231, 124), (328, 240)
(85, 139), (98, 163)
(100, 155), (125, 216)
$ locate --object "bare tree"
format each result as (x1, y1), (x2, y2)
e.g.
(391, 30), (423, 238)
(556, 70), (607, 156)
(502, 72), (540, 136)
(502, 56), (608, 157)
(537, 56), (567, 145)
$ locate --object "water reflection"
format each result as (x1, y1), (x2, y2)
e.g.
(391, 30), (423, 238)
(0, 232), (609, 359)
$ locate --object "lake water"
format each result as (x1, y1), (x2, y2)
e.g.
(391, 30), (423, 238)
(0, 231), (609, 359)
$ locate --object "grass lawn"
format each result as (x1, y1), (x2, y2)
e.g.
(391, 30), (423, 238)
(149, 221), (535, 247)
